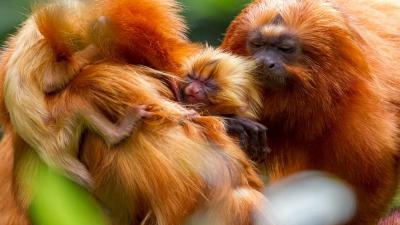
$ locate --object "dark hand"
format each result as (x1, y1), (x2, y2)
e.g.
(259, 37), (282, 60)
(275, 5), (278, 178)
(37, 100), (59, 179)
(223, 116), (271, 162)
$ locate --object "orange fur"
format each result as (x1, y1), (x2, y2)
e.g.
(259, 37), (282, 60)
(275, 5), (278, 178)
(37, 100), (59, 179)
(89, 0), (200, 74)
(0, 131), (29, 225)
(0, 1), (266, 225)
(0, 30), (16, 131)
(2, 1), (124, 192)
(179, 47), (263, 119)
(33, 1), (90, 59)
(2, 0), (159, 208)
(43, 63), (264, 225)
(0, 30), (29, 225)
(221, 0), (400, 224)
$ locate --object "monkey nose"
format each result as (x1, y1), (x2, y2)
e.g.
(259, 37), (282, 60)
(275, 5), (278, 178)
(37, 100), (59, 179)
(185, 85), (201, 96)
(267, 62), (276, 69)
(264, 58), (276, 69)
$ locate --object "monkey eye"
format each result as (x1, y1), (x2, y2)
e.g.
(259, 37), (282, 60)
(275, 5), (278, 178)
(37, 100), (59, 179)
(278, 45), (296, 54)
(205, 80), (218, 90)
(187, 74), (196, 81)
(249, 41), (264, 49)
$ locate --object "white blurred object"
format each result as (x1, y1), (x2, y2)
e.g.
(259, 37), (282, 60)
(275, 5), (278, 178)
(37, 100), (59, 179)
(255, 171), (357, 225)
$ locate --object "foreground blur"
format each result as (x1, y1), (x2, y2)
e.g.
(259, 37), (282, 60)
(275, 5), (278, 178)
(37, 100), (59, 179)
(30, 164), (356, 225)
(257, 172), (356, 225)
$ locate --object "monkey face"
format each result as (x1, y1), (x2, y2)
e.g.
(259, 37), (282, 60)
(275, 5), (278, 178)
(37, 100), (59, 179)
(247, 15), (301, 88)
(180, 48), (262, 118)
(180, 75), (215, 105)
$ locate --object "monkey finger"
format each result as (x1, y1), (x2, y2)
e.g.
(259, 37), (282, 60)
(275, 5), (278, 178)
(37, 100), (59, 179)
(227, 123), (249, 150)
(238, 122), (267, 160)
(264, 145), (272, 154)
(141, 111), (154, 119)
(233, 118), (268, 158)
(255, 122), (268, 132)
(127, 105), (147, 113)
(258, 126), (269, 153)
(245, 123), (261, 157)
(239, 129), (250, 152)
(186, 109), (200, 120)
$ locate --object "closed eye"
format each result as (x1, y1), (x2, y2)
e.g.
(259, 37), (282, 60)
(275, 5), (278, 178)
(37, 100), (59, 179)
(187, 74), (195, 81)
(278, 45), (296, 54)
(250, 41), (264, 49)
(205, 80), (218, 90)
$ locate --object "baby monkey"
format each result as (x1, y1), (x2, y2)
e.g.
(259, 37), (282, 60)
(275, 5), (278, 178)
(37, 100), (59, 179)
(178, 48), (269, 158)
(3, 3), (149, 189)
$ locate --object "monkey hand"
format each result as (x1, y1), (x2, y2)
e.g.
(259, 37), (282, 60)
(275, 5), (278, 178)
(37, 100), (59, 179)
(223, 116), (271, 162)
(109, 105), (153, 146)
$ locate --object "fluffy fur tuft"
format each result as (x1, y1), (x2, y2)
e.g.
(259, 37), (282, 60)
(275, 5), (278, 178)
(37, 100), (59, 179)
(88, 0), (200, 73)
(33, 0), (92, 59)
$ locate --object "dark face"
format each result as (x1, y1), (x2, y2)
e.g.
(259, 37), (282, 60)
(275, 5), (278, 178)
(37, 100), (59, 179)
(180, 75), (218, 105)
(247, 19), (301, 88)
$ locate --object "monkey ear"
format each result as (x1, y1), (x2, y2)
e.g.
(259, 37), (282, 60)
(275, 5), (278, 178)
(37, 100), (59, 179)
(271, 14), (284, 25)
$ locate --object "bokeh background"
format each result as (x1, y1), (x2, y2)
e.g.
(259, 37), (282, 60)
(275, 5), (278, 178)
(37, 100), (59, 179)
(0, 0), (251, 46)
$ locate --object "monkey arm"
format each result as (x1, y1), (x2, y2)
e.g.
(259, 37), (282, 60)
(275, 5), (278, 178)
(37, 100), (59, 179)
(223, 115), (270, 162)
(80, 105), (151, 147)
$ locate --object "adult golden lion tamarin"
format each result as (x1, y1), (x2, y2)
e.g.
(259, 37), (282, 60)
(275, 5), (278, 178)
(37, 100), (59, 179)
(3, 2), (151, 190)
(220, 0), (400, 224)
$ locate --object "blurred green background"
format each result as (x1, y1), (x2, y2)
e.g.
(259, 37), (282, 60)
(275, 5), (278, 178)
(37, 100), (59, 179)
(0, 0), (250, 46)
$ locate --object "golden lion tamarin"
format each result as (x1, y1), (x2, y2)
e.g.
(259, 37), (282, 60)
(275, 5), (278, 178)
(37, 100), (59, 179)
(3, 2), (151, 190)
(221, 0), (400, 224)
(178, 47), (262, 119)
(58, 63), (264, 225)
(177, 47), (270, 159)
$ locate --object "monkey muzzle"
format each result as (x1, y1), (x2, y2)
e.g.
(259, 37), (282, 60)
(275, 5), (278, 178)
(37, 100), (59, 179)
(257, 63), (289, 89)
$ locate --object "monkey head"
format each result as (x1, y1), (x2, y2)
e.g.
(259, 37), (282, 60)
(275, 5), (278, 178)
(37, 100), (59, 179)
(179, 48), (262, 119)
(222, 0), (369, 93)
(246, 13), (301, 88)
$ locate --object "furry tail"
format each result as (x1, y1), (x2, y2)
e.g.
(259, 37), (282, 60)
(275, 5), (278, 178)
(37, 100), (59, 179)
(33, 1), (91, 59)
